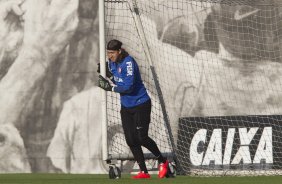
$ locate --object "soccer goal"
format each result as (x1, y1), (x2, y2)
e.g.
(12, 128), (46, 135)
(100, 0), (282, 177)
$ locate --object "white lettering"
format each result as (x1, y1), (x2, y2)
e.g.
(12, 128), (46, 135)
(190, 129), (207, 166)
(223, 128), (235, 165)
(126, 62), (133, 76)
(231, 127), (258, 164)
(114, 76), (123, 83)
(202, 129), (222, 165)
(189, 127), (273, 167)
(253, 127), (273, 164)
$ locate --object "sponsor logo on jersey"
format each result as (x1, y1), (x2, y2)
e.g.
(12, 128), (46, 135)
(126, 61), (133, 76)
(114, 76), (123, 83)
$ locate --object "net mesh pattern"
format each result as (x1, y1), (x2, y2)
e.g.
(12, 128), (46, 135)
(105, 0), (282, 175)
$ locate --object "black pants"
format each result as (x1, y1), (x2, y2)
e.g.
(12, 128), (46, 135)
(121, 100), (163, 172)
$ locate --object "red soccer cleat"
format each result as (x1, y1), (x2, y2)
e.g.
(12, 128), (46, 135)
(132, 171), (151, 179)
(158, 160), (169, 178)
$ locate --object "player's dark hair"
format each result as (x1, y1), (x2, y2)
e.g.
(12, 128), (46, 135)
(107, 39), (122, 50)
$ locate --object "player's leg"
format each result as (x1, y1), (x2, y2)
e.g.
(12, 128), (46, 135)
(134, 100), (169, 178)
(120, 107), (150, 179)
(134, 100), (164, 160)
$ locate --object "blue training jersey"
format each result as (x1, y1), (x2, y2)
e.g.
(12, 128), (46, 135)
(108, 55), (150, 108)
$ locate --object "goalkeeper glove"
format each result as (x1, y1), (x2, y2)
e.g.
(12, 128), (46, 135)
(98, 75), (113, 91)
(97, 62), (113, 78)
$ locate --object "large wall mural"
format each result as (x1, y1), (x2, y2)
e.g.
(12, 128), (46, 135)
(0, 0), (104, 173)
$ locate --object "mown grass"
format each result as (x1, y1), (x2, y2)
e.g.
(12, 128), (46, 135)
(0, 174), (281, 184)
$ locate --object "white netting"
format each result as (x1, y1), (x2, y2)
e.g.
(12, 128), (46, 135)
(105, 0), (282, 175)
(105, 0), (173, 160)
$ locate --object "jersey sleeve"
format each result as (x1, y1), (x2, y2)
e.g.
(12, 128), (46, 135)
(113, 60), (135, 93)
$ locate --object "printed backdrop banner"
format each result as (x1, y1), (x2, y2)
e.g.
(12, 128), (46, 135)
(177, 115), (282, 171)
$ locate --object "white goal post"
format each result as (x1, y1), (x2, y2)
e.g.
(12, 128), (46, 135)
(100, 0), (282, 176)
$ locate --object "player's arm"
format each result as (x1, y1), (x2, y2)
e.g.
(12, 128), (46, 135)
(98, 73), (133, 93)
(113, 61), (134, 93)
(98, 75), (114, 91)
(112, 78), (134, 93)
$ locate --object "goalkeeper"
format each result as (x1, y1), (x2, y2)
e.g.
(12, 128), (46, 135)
(98, 39), (168, 179)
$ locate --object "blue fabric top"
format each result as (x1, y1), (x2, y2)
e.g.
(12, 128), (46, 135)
(108, 55), (150, 108)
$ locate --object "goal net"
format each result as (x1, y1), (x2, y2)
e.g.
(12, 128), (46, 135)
(104, 0), (282, 176)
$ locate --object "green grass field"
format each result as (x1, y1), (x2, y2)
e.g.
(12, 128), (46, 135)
(0, 174), (281, 184)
